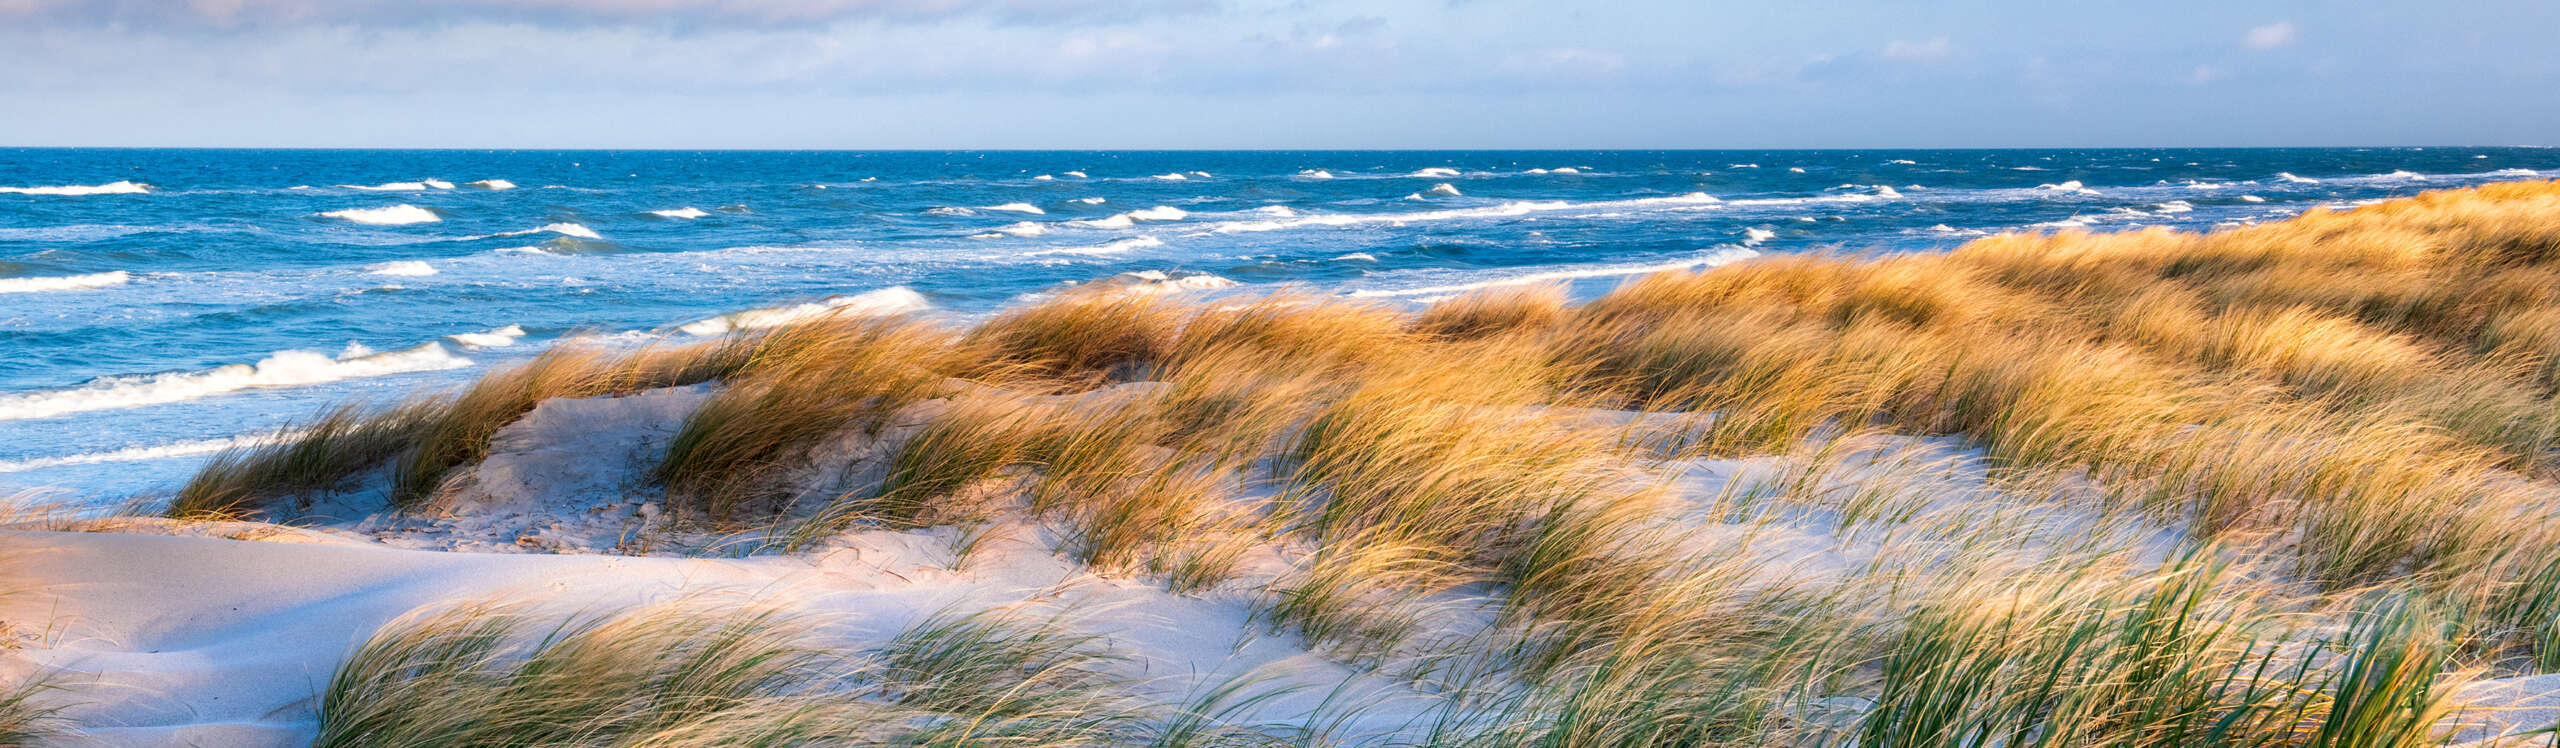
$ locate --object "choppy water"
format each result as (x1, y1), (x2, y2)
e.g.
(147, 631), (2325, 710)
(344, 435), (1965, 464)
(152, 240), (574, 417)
(5, 147), (2555, 501)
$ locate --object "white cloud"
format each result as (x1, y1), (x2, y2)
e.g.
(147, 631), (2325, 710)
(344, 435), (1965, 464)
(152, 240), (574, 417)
(2244, 21), (2295, 50)
(1881, 36), (1950, 61)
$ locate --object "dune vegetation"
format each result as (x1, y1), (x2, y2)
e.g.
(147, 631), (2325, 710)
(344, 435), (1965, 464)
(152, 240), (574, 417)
(140, 181), (2560, 744)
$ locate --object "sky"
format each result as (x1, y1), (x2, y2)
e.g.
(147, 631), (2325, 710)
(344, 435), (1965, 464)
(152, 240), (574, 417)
(1, 0), (2555, 149)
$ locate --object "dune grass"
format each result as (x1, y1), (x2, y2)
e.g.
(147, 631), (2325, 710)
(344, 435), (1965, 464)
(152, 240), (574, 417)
(196, 180), (2560, 742)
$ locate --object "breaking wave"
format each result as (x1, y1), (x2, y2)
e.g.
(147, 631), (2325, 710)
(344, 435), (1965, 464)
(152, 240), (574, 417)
(320, 204), (441, 225)
(0, 270), (132, 294)
(678, 286), (932, 336)
(651, 207), (710, 219)
(0, 181), (151, 196)
(1348, 248), (1760, 299)
(0, 342), (471, 422)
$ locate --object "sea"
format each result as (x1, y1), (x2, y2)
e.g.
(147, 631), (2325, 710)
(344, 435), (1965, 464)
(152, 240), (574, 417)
(4, 148), (2556, 503)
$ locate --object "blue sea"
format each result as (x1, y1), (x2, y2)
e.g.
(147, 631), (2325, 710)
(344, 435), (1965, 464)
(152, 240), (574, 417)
(4, 148), (2556, 502)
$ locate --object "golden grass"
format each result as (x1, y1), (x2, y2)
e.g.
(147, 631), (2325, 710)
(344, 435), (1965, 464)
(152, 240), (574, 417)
(177, 180), (2560, 743)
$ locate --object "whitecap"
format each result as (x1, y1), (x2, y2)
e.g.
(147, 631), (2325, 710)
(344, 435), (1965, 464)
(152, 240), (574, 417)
(1743, 227), (1777, 246)
(1255, 205), (1298, 217)
(988, 221), (1049, 238)
(1347, 248), (1759, 299)
(1191, 171), (1213, 178)
(342, 179), (454, 191)
(1423, 183), (1462, 197)
(367, 260), (438, 277)
(927, 207), (978, 217)
(1787, 167), (1807, 173)
(1408, 167), (1462, 178)
(464, 179), (516, 190)
(2152, 200), (2195, 214)
(1152, 173), (1190, 181)
(1551, 167), (1582, 175)
(1729, 164), (1759, 169)
(1074, 270), (1237, 296)
(0, 343), (471, 422)
(1072, 197), (1107, 205)
(1074, 205), (1187, 228)
(1032, 174), (1056, 181)
(0, 432), (306, 474)
(469, 223), (600, 240)
(2036, 180), (2102, 196)
(1064, 171), (1089, 178)
(1298, 169), (1336, 180)
(320, 204), (441, 225)
(651, 207), (710, 219)
(2379, 170), (2427, 181)
(447, 324), (528, 348)
(1205, 192), (1718, 235)
(2276, 172), (2320, 184)
(1332, 252), (1379, 262)
(981, 202), (1046, 214)
(2239, 195), (2266, 202)
(0, 270), (131, 294)
(0, 180), (151, 196)
(1886, 159), (1917, 165)
(1025, 236), (1166, 257)
(678, 287), (931, 336)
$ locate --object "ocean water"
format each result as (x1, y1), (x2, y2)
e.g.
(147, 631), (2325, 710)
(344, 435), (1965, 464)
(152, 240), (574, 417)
(5, 148), (2556, 502)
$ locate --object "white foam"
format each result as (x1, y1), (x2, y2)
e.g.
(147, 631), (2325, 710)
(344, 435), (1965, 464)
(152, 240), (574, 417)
(1551, 167), (1582, 174)
(1076, 270), (1238, 296)
(2036, 180), (2102, 196)
(447, 324), (528, 348)
(1299, 169), (1336, 179)
(926, 207), (978, 217)
(366, 260), (438, 277)
(1072, 205), (1188, 228)
(1191, 171), (1213, 178)
(0, 180), (150, 196)
(342, 179), (455, 191)
(1072, 197), (1107, 205)
(1424, 183), (1463, 197)
(1255, 205), (1299, 217)
(2379, 170), (2427, 181)
(2239, 195), (2266, 202)
(977, 221), (1049, 238)
(0, 432), (305, 474)
(1929, 224), (1958, 233)
(0, 270), (131, 294)
(981, 202), (1046, 214)
(2276, 172), (2320, 184)
(1205, 192), (1718, 235)
(1063, 170), (1089, 178)
(1348, 248), (1759, 299)
(1729, 164), (1759, 169)
(1886, 159), (1917, 165)
(1152, 173), (1190, 181)
(2152, 200), (2195, 214)
(464, 179), (516, 190)
(319, 204), (441, 225)
(1408, 167), (1462, 178)
(1032, 174), (1056, 181)
(471, 223), (601, 240)
(678, 286), (931, 336)
(2493, 168), (2539, 176)
(1025, 236), (1165, 257)
(0, 342), (471, 422)
(650, 207), (710, 219)
(1742, 227), (1777, 246)
(1788, 167), (1807, 173)
(1332, 252), (1379, 262)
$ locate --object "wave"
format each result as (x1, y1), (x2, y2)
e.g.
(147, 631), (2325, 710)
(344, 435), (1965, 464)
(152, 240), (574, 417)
(0, 432), (304, 475)
(1063, 171), (1089, 178)
(447, 324), (527, 348)
(1408, 167), (1461, 178)
(1025, 236), (1165, 257)
(1885, 159), (1917, 165)
(2152, 200), (2195, 214)
(1742, 227), (1777, 246)
(0, 180), (151, 196)
(1332, 252), (1379, 262)
(1524, 167), (1584, 175)
(2276, 172), (2321, 184)
(2377, 170), (2427, 181)
(974, 221), (1049, 239)
(1032, 174), (1056, 181)
(320, 204), (441, 225)
(366, 260), (438, 277)
(0, 270), (131, 294)
(2036, 180), (2102, 196)
(678, 286), (931, 336)
(2240, 195), (2267, 202)
(1071, 206), (1188, 229)
(1255, 205), (1298, 217)
(1347, 247), (1760, 299)
(466, 223), (600, 240)
(650, 207), (709, 219)
(0, 342), (471, 422)
(343, 179), (456, 191)
(1072, 197), (1107, 205)
(1075, 270), (1237, 296)
(981, 202), (1045, 215)
(926, 207), (977, 217)
(1788, 167), (1807, 173)
(1298, 169), (1336, 179)
(1152, 173), (1189, 181)
(1423, 183), (1463, 197)
(1205, 192), (1720, 234)
(464, 179), (515, 190)
(1729, 164), (1759, 169)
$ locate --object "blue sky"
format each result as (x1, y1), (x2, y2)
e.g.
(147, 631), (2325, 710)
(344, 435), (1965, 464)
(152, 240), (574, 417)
(2, 0), (2554, 148)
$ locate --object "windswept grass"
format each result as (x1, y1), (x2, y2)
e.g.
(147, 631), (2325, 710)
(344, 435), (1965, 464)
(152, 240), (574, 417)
(169, 400), (447, 519)
(0, 676), (65, 748)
